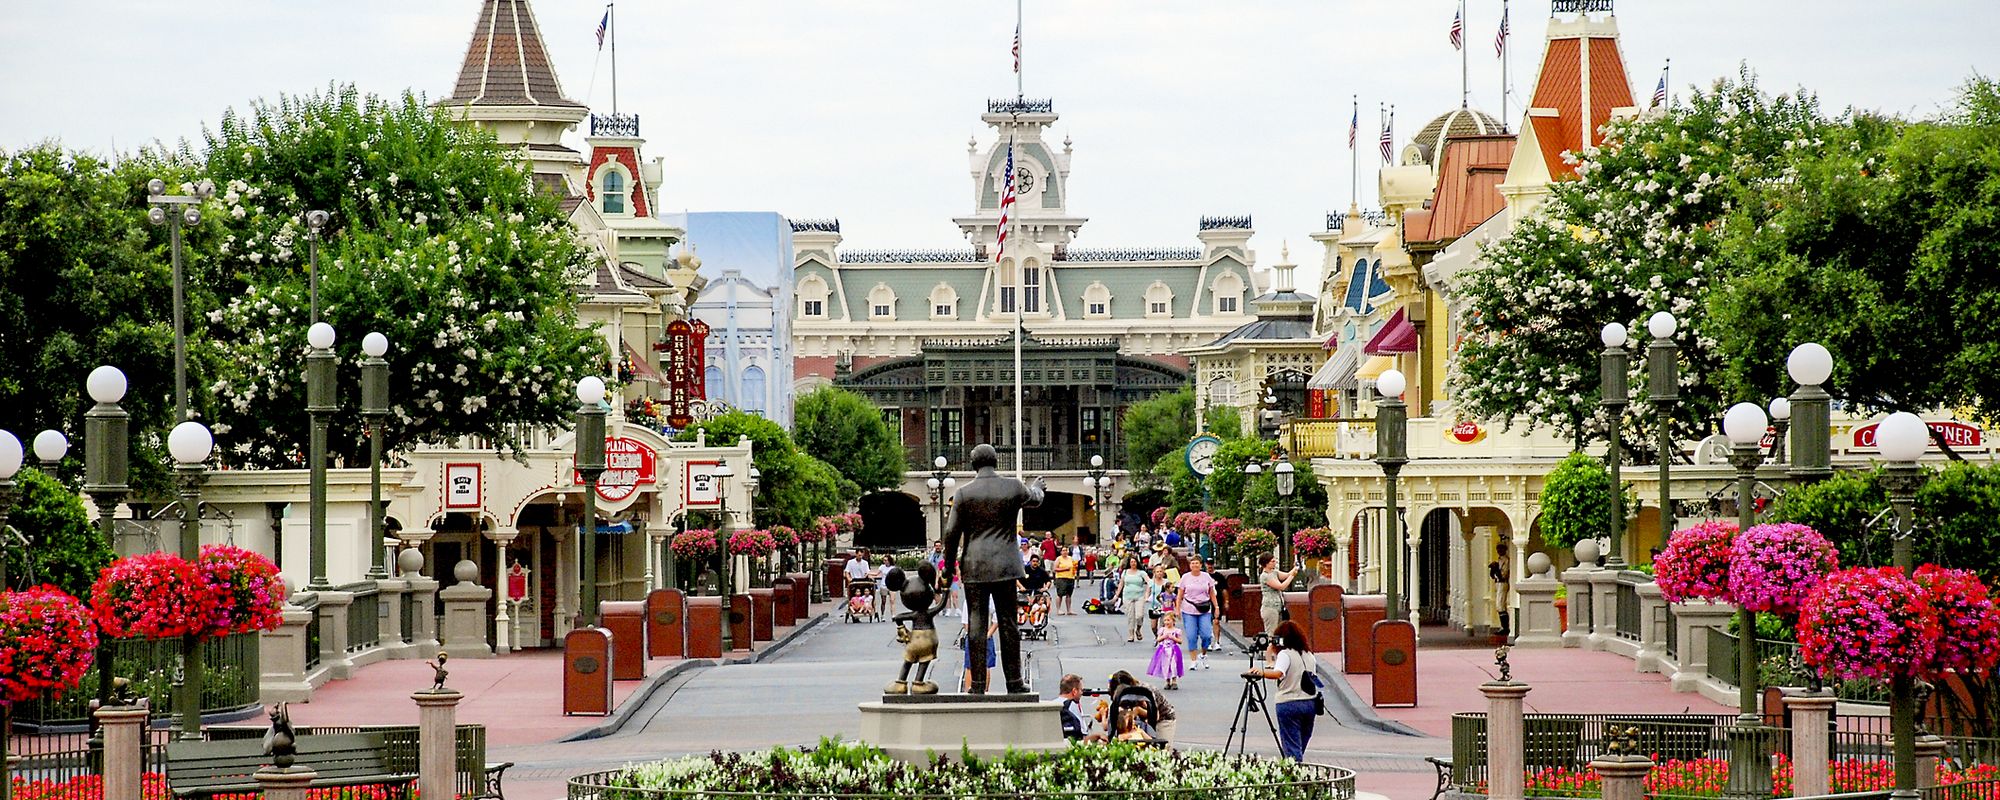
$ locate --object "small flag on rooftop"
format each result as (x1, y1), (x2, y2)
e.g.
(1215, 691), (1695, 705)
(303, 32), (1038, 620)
(1379, 108), (1395, 164)
(1651, 70), (1669, 108)
(1012, 23), (1022, 74)
(1348, 102), (1358, 149)
(1494, 5), (1509, 57)
(1449, 9), (1464, 51)
(595, 10), (609, 49)
(996, 141), (1017, 260)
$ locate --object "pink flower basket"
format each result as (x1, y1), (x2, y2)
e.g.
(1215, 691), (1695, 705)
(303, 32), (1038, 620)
(196, 544), (287, 637)
(1206, 517), (1243, 547)
(729, 528), (778, 558)
(671, 529), (719, 560)
(1727, 522), (1839, 616)
(90, 552), (216, 640)
(1235, 527), (1278, 554)
(1291, 527), (1335, 559)
(1654, 519), (1739, 603)
(1800, 566), (1939, 682)
(0, 585), (99, 703)
(768, 525), (801, 549)
(1914, 564), (2000, 677)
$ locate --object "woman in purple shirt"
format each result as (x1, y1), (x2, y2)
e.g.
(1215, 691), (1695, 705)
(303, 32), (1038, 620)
(1176, 557), (1218, 670)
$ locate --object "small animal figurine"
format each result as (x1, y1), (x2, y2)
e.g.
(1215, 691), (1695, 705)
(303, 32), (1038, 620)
(428, 652), (451, 692)
(883, 563), (949, 695)
(263, 703), (297, 769)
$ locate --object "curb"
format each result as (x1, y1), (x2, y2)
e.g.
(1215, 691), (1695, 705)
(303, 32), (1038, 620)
(1215, 623), (1425, 738)
(560, 610), (831, 742)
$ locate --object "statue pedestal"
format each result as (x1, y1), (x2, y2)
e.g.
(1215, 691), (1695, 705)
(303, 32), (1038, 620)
(858, 694), (1066, 762)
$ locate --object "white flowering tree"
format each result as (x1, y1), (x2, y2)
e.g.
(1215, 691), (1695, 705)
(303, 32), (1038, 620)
(1447, 71), (1829, 449)
(195, 86), (607, 466)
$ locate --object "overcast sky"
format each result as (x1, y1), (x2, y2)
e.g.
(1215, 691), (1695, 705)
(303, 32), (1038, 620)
(3, 2), (1991, 286)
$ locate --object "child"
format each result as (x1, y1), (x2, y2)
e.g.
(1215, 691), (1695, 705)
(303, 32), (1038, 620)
(1148, 611), (1187, 690)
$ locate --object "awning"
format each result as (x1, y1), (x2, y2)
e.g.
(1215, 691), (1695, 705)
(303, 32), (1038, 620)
(1356, 355), (1398, 382)
(1309, 347), (1361, 391)
(595, 521), (636, 535)
(1363, 307), (1419, 355)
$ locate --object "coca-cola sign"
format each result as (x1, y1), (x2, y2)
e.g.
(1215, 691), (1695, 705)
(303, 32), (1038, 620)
(1448, 420), (1485, 444)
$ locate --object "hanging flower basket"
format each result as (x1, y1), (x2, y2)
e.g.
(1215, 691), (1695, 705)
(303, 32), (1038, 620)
(768, 525), (801, 549)
(197, 544), (287, 637)
(729, 529), (778, 558)
(1206, 517), (1243, 547)
(1292, 527), (1336, 559)
(1234, 527), (1278, 555)
(1654, 520), (1739, 603)
(1727, 522), (1839, 616)
(90, 552), (215, 640)
(671, 529), (720, 560)
(0, 586), (100, 703)
(1150, 507), (1171, 527)
(841, 512), (864, 534)
(1914, 565), (2000, 677)
(1800, 566), (1939, 682)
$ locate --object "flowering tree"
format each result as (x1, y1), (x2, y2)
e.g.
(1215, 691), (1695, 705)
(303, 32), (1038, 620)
(0, 586), (99, 703)
(1447, 71), (1828, 446)
(1654, 520), (1739, 603)
(192, 86), (607, 465)
(1727, 523), (1839, 617)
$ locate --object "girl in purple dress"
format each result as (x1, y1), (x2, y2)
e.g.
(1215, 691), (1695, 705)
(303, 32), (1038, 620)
(1147, 611), (1187, 689)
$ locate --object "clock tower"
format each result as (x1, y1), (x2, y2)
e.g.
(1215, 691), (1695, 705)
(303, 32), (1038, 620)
(954, 98), (1087, 256)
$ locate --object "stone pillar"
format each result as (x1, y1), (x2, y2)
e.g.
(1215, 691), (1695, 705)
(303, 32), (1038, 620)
(1587, 569), (1619, 651)
(377, 579), (412, 657)
(647, 523), (672, 590)
(1590, 756), (1654, 800)
(487, 527), (519, 655)
(314, 589), (356, 678)
(97, 701), (151, 800)
(1668, 600), (1737, 693)
(1916, 735), (1948, 790)
(1785, 692), (1837, 798)
(551, 519), (576, 637)
(254, 766), (318, 800)
(1634, 581), (1669, 672)
(1513, 576), (1562, 648)
(406, 575), (441, 659)
(259, 598), (317, 702)
(1481, 681), (1533, 800)
(1561, 565), (1595, 648)
(441, 574), (495, 659)
(412, 690), (463, 800)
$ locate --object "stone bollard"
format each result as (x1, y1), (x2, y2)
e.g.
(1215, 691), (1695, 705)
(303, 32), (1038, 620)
(97, 700), (151, 800)
(1512, 576), (1563, 648)
(1917, 735), (1948, 790)
(406, 574), (441, 658)
(1785, 692), (1837, 798)
(1561, 565), (1596, 648)
(1634, 582), (1669, 672)
(1668, 600), (1737, 693)
(412, 689), (465, 800)
(1587, 569), (1619, 651)
(260, 598), (318, 703)
(254, 766), (319, 800)
(1481, 676), (1533, 800)
(315, 589), (357, 678)
(440, 563), (495, 658)
(1590, 754), (1654, 800)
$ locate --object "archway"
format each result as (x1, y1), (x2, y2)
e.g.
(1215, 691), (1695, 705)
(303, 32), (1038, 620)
(1417, 509), (1457, 625)
(857, 492), (926, 550)
(1025, 490), (1086, 543)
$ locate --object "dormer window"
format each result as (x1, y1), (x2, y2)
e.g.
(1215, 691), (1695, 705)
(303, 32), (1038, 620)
(601, 169), (627, 214)
(798, 275), (831, 319)
(1211, 271), (1245, 315)
(1082, 282), (1112, 319)
(868, 283), (897, 320)
(929, 284), (959, 320)
(1145, 281), (1174, 319)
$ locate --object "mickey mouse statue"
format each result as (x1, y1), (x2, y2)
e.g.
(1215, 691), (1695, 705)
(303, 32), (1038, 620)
(883, 562), (949, 695)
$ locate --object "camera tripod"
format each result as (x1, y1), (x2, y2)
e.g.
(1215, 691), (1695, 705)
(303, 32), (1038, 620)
(1225, 654), (1282, 754)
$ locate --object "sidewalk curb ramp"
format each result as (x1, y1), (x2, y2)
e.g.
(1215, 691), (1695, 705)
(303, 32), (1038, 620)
(1216, 624), (1426, 738)
(560, 611), (831, 742)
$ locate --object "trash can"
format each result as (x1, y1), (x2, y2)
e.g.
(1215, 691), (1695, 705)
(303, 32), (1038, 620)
(786, 572), (812, 619)
(563, 627), (614, 715)
(1223, 572), (1248, 622)
(826, 557), (850, 599)
(771, 578), (798, 627)
(1242, 585), (1266, 637)
(686, 596), (723, 659)
(1371, 619), (1418, 707)
(598, 600), (647, 680)
(645, 588), (686, 659)
(1343, 595), (1387, 674)
(1308, 584), (1344, 654)
(729, 593), (755, 651)
(749, 588), (777, 639)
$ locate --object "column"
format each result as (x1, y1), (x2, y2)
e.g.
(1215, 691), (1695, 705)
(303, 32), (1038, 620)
(552, 517), (575, 637)
(1587, 569), (1618, 651)
(411, 690), (464, 800)
(1591, 755), (1654, 800)
(377, 578), (411, 658)
(1561, 564), (1596, 649)
(1512, 575), (1562, 648)
(314, 589), (356, 679)
(96, 701), (151, 800)
(487, 526), (519, 654)
(254, 766), (317, 800)
(1481, 680), (1533, 800)
(1916, 735), (1948, 791)
(258, 597), (317, 702)
(1635, 581), (1669, 673)
(1785, 692), (1837, 798)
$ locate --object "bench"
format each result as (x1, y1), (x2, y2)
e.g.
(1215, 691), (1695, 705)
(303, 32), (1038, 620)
(204, 724), (511, 800)
(165, 733), (415, 799)
(1424, 756), (1452, 800)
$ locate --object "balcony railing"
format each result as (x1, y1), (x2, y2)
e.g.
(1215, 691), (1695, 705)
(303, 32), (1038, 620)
(344, 581), (382, 653)
(1284, 418), (1376, 460)
(908, 445), (1113, 473)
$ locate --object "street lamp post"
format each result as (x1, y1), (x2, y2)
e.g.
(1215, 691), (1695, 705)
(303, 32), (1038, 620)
(713, 459), (736, 651)
(1274, 460), (1296, 577)
(1721, 402), (1772, 799)
(1374, 369), (1410, 620)
(145, 178), (214, 423)
(361, 334), (391, 578)
(1085, 455), (1110, 544)
(1786, 343), (1835, 483)
(304, 211), (330, 323)
(1877, 412), (1933, 800)
(573, 377), (607, 626)
(1600, 323), (1631, 566)
(82, 366), (131, 746)
(928, 456), (956, 546)
(1767, 398), (1791, 465)
(1647, 312), (1680, 538)
(746, 467), (764, 584)
(0, 431), (20, 589)
(167, 421), (212, 742)
(305, 322), (337, 590)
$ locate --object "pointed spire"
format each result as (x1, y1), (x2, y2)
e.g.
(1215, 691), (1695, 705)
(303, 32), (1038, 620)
(444, 0), (584, 109)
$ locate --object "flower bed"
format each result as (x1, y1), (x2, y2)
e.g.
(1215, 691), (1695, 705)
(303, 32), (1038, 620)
(1515, 754), (2000, 798)
(9, 773), (412, 800)
(582, 740), (1352, 798)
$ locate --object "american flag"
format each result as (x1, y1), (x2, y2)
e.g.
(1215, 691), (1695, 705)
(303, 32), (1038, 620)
(1379, 109), (1394, 164)
(1012, 24), (1021, 74)
(1348, 102), (1358, 149)
(1494, 4), (1509, 57)
(1651, 71), (1669, 108)
(1449, 10), (1463, 50)
(595, 10), (609, 49)
(995, 141), (1016, 260)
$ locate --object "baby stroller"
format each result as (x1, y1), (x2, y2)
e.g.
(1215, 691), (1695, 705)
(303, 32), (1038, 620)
(845, 577), (880, 623)
(1017, 589), (1052, 640)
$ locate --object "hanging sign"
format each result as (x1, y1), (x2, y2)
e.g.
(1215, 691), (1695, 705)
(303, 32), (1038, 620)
(506, 562), (528, 601)
(664, 320), (696, 428)
(691, 320), (711, 401)
(444, 463), (482, 508)
(1852, 420), (1981, 449)
(575, 436), (658, 503)
(686, 460), (721, 506)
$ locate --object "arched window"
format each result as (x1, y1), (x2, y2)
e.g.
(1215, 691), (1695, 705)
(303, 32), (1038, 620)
(704, 365), (725, 404)
(601, 170), (626, 214)
(929, 283), (959, 320)
(868, 283), (897, 320)
(1212, 271), (1244, 315)
(1208, 377), (1236, 408)
(1023, 264), (1042, 313)
(798, 274), (830, 318)
(1082, 282), (1112, 319)
(1144, 281), (1174, 319)
(741, 365), (767, 414)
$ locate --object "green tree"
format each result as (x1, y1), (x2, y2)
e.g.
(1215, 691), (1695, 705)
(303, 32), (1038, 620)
(1205, 405), (1245, 441)
(1449, 70), (1828, 448)
(192, 86), (607, 465)
(1538, 453), (1616, 550)
(1205, 438), (1276, 519)
(1772, 467), (1887, 569)
(1240, 459), (1330, 534)
(674, 410), (849, 529)
(1, 468), (112, 595)
(1712, 78), (2000, 434)
(1121, 387), (1194, 478)
(1154, 452), (1204, 514)
(792, 387), (905, 492)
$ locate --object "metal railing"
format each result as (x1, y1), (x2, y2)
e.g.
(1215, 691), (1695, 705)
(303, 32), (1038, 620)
(345, 581), (383, 653)
(4, 726), (171, 786)
(912, 446), (1114, 472)
(1614, 577), (1643, 641)
(1284, 419), (1376, 460)
(301, 593), (323, 671)
(1449, 712), (1747, 795)
(7, 632), (262, 729)
(1665, 604), (1679, 659)
(569, 761), (1357, 800)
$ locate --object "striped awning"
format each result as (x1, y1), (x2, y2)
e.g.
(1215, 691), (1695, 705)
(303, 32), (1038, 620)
(1308, 347), (1361, 391)
(1363, 307), (1419, 355)
(1356, 355), (1398, 382)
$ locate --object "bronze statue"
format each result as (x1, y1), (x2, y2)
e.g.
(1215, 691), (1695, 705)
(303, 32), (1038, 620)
(428, 652), (451, 692)
(940, 443), (1045, 695)
(1495, 645), (1512, 683)
(264, 703), (297, 769)
(883, 563), (949, 695)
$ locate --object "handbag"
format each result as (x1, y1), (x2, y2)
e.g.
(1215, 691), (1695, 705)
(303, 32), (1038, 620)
(1304, 656), (1329, 716)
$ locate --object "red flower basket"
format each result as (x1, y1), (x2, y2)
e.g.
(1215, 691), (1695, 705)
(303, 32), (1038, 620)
(1800, 566), (1939, 682)
(1206, 517), (1242, 547)
(1727, 522), (1839, 616)
(671, 529), (719, 560)
(769, 525), (801, 549)
(0, 585), (100, 703)
(1654, 519), (1739, 603)
(728, 528), (778, 558)
(1235, 527), (1278, 554)
(1291, 527), (1335, 559)
(1150, 507), (1170, 527)
(90, 552), (215, 640)
(1914, 564), (2000, 677)
(197, 544), (286, 637)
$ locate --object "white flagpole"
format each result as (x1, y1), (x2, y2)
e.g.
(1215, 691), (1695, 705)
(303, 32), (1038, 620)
(1500, 0), (1509, 124)
(1459, 0), (1469, 108)
(1013, 0), (1025, 480)
(1350, 95), (1358, 209)
(609, 3), (618, 114)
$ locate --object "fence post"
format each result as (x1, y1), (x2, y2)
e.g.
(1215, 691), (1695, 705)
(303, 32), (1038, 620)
(1591, 754), (1654, 800)
(96, 700), (151, 800)
(412, 689), (464, 800)
(1587, 569), (1619, 651)
(1481, 677), (1532, 800)
(1916, 734), (1947, 790)
(1668, 600), (1736, 693)
(1785, 692), (1837, 798)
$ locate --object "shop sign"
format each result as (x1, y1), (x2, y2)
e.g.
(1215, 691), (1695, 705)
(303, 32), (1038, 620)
(663, 320), (696, 428)
(686, 460), (720, 506)
(444, 463), (482, 508)
(1852, 420), (1981, 449)
(1447, 420), (1485, 444)
(575, 436), (658, 503)
(691, 320), (710, 400)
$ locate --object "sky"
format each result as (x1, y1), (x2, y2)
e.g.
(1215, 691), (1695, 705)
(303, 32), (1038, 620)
(2, 2), (1992, 288)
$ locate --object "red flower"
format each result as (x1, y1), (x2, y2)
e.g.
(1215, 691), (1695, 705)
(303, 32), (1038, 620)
(0, 585), (99, 703)
(90, 553), (216, 640)
(197, 544), (286, 637)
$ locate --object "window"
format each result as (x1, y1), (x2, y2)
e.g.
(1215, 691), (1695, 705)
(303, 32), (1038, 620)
(741, 365), (767, 414)
(929, 284), (959, 320)
(804, 299), (824, 317)
(1082, 282), (1112, 319)
(1023, 266), (1042, 313)
(1219, 296), (1238, 313)
(704, 365), (725, 404)
(798, 275), (831, 319)
(1000, 287), (1016, 313)
(1208, 378), (1236, 407)
(1089, 302), (1106, 315)
(868, 283), (897, 320)
(1211, 271), (1245, 315)
(601, 170), (626, 214)
(1144, 281), (1174, 319)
